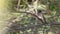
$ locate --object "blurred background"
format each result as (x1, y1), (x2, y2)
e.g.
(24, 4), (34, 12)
(0, 0), (60, 34)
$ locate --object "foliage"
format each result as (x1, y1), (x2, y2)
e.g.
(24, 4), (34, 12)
(1, 0), (60, 34)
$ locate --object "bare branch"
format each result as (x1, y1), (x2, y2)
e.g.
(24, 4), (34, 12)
(17, 0), (21, 10)
(17, 11), (44, 23)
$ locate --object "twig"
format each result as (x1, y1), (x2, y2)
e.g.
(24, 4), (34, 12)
(17, 0), (21, 10)
(17, 11), (44, 23)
